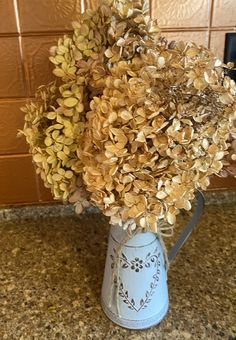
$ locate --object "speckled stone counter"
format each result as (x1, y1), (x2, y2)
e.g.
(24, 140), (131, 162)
(0, 196), (235, 339)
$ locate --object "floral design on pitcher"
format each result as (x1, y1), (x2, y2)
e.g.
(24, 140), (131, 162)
(112, 247), (161, 312)
(113, 252), (161, 312)
(110, 247), (160, 271)
(130, 258), (143, 272)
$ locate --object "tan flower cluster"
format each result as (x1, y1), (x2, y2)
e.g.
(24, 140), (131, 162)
(20, 82), (90, 212)
(81, 42), (235, 231)
(21, 0), (235, 232)
(49, 0), (160, 95)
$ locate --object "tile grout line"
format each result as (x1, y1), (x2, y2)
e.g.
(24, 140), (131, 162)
(0, 153), (30, 159)
(0, 97), (29, 102)
(1, 27), (236, 39)
(12, 0), (21, 41)
(12, 0), (27, 96)
(149, 0), (152, 19)
(81, 0), (85, 13)
(13, 0), (41, 203)
(207, 0), (215, 48)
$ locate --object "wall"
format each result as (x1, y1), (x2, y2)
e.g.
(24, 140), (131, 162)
(0, 1), (81, 205)
(0, 0), (235, 206)
(151, 0), (236, 60)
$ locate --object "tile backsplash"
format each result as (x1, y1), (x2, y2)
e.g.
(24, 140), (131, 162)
(0, 1), (17, 33)
(22, 35), (58, 95)
(151, 0), (210, 28)
(17, 0), (82, 33)
(0, 99), (28, 155)
(0, 37), (26, 98)
(0, 0), (235, 206)
(212, 0), (236, 27)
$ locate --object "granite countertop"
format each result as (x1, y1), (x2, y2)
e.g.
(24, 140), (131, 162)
(0, 193), (235, 339)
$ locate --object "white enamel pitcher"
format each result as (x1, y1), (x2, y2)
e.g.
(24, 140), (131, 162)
(101, 191), (204, 330)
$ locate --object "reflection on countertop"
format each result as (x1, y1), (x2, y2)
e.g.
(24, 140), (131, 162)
(0, 192), (235, 339)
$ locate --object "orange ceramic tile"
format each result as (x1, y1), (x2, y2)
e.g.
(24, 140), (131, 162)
(0, 155), (38, 204)
(210, 31), (233, 60)
(151, 0), (210, 28)
(22, 36), (59, 96)
(163, 31), (208, 47)
(0, 99), (28, 155)
(0, 37), (26, 98)
(0, 1), (17, 33)
(85, 0), (151, 13)
(37, 176), (53, 202)
(212, 0), (236, 27)
(84, 0), (151, 10)
(209, 175), (236, 190)
(18, 0), (81, 33)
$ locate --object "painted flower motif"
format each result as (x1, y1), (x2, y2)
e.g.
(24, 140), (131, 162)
(131, 258), (144, 272)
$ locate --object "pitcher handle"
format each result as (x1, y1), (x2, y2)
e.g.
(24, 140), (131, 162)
(168, 190), (205, 264)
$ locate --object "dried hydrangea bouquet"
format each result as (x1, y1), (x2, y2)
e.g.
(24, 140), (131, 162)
(21, 0), (235, 329)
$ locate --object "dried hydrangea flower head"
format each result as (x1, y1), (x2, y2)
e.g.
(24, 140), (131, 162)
(49, 0), (160, 93)
(20, 0), (160, 216)
(81, 41), (236, 231)
(21, 0), (235, 231)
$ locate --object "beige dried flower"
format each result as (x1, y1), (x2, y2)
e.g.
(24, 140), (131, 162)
(81, 41), (235, 231)
(21, 0), (235, 232)
(20, 81), (89, 207)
